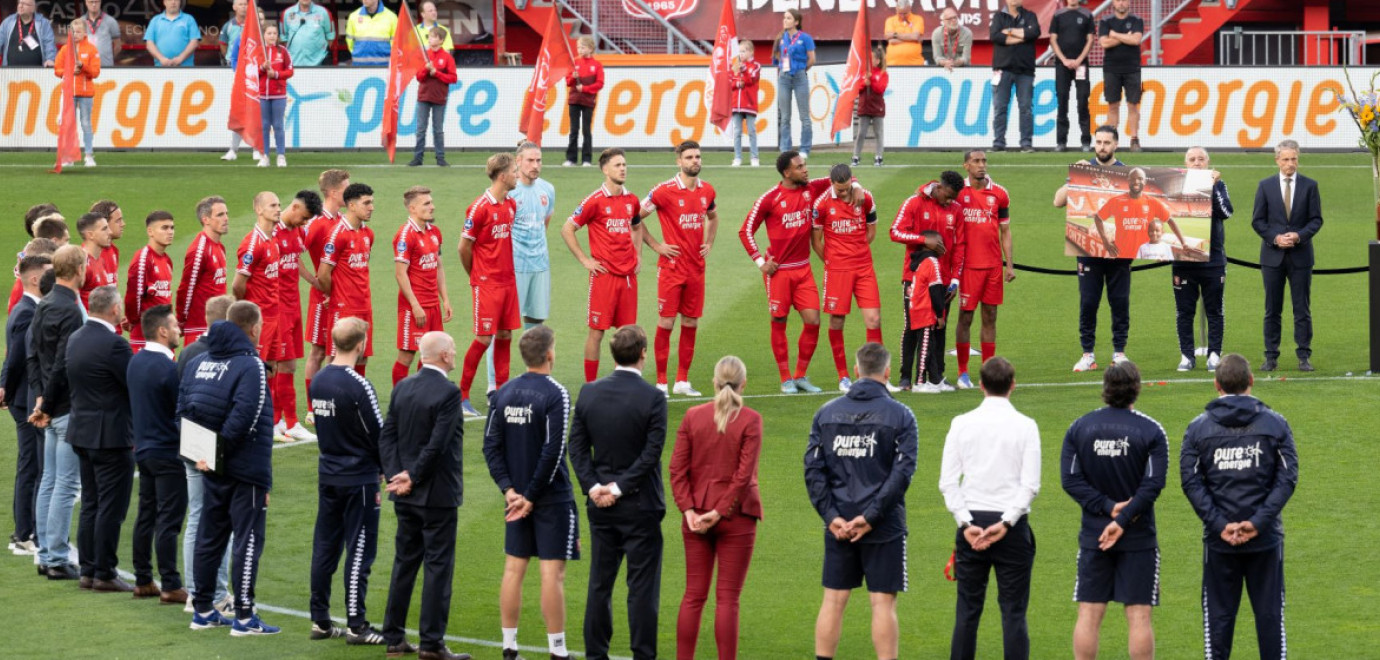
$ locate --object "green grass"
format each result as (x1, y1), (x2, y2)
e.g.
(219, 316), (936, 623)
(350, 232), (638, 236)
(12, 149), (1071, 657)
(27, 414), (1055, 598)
(0, 149), (1378, 659)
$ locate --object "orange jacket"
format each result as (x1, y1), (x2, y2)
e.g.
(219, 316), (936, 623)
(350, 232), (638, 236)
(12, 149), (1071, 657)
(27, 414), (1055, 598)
(54, 39), (101, 98)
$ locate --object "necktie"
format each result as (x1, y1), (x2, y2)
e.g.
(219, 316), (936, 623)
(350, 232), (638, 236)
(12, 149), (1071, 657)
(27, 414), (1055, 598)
(1283, 177), (1292, 216)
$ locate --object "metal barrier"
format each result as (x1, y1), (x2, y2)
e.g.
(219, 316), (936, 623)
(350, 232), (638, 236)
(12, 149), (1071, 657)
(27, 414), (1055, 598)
(1217, 29), (1367, 66)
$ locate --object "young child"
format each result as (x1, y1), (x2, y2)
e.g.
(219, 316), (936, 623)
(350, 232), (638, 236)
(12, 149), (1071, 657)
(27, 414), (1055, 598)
(852, 45), (888, 167)
(729, 38), (761, 167)
(55, 19), (101, 167)
(411, 25), (457, 167)
(1136, 219), (1177, 260)
(907, 231), (948, 393)
(258, 22), (294, 167)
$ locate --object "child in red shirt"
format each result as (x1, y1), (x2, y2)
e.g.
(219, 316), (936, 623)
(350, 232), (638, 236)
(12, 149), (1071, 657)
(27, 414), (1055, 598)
(852, 46), (889, 167)
(907, 231), (947, 392)
(730, 38), (761, 167)
(258, 23), (294, 167)
(411, 26), (457, 167)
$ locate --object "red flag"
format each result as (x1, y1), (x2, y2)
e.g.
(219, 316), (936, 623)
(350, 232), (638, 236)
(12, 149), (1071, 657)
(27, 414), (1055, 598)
(383, 0), (426, 163)
(704, 0), (736, 132)
(52, 35), (80, 174)
(228, 0), (266, 154)
(518, 9), (574, 145)
(830, 4), (871, 139)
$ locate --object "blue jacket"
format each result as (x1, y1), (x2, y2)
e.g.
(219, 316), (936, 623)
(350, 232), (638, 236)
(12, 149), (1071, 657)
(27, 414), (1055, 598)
(804, 378), (917, 543)
(0, 14), (57, 66)
(128, 347), (181, 463)
(309, 364), (384, 487)
(482, 372), (573, 507)
(1181, 395), (1298, 553)
(176, 320), (274, 489)
(1061, 406), (1168, 551)
(1174, 178), (1234, 272)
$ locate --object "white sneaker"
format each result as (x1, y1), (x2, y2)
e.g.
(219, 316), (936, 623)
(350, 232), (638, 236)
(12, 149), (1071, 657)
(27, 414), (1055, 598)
(273, 420), (287, 437)
(912, 382), (941, 394)
(83, 156), (96, 167)
(1073, 353), (1098, 372)
(220, 149), (238, 161)
(799, 152), (809, 161)
(252, 150), (263, 161)
(884, 380), (902, 393)
(184, 595), (195, 613)
(1194, 346), (1209, 357)
(562, 160), (574, 167)
(655, 383), (669, 398)
(275, 155), (286, 167)
(672, 381), (701, 396)
(214, 595), (234, 617)
(1112, 352), (1129, 365)
(751, 157), (760, 167)
(1206, 352), (1221, 372)
(935, 379), (956, 392)
(285, 423), (316, 442)
(838, 376), (852, 392)
(1177, 355), (1193, 372)
(10, 539), (36, 555)
(731, 158), (742, 167)
(257, 158), (269, 168)
(581, 162), (592, 167)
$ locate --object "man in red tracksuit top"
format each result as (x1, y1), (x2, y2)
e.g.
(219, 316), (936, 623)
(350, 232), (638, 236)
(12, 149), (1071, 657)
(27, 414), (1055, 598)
(410, 26), (457, 167)
(889, 171), (966, 391)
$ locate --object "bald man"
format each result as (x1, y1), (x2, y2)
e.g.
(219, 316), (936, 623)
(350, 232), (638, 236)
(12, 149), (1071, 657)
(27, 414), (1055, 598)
(233, 193), (284, 378)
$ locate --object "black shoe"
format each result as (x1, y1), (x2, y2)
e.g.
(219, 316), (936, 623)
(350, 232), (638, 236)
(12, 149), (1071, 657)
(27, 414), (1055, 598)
(346, 624), (387, 645)
(1055, 144), (1068, 152)
(79, 575), (93, 590)
(874, 157), (883, 166)
(1130, 137), (1142, 152)
(992, 144), (1006, 152)
(37, 565), (47, 577)
(897, 378), (912, 391)
(1260, 358), (1278, 372)
(1020, 145), (1035, 153)
(436, 159), (450, 167)
(1298, 358), (1315, 372)
(92, 577), (135, 593)
(418, 647), (471, 660)
(309, 622), (345, 640)
(46, 563), (79, 580)
(407, 158), (423, 167)
(502, 650), (525, 660)
(1081, 144), (1093, 152)
(850, 157), (859, 166)
(386, 641), (419, 657)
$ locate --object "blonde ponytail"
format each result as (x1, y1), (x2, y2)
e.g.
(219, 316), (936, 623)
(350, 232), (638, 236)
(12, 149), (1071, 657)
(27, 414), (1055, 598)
(712, 355), (746, 433)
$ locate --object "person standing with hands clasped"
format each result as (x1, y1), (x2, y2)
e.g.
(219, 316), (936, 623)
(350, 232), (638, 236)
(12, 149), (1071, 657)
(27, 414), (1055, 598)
(54, 19), (100, 167)
(851, 46), (887, 168)
(1049, 0), (1094, 153)
(805, 343), (916, 660)
(258, 24), (294, 168)
(729, 38), (760, 168)
(773, 9), (814, 157)
(940, 356), (1040, 660)
(989, 0), (1041, 153)
(670, 355), (762, 660)
(411, 27), (456, 168)
(564, 36), (603, 168)
(1252, 139), (1322, 373)
(1060, 360), (1167, 660)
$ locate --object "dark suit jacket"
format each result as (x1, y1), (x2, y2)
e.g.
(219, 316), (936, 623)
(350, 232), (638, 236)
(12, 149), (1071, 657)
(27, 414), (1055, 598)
(64, 319), (133, 450)
(568, 368), (669, 516)
(670, 402), (764, 520)
(26, 283), (84, 419)
(379, 366), (463, 508)
(2, 294), (37, 419)
(1252, 172), (1323, 269)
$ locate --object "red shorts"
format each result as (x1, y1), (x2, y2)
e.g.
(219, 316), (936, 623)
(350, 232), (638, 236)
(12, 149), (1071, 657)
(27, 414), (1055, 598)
(398, 303), (444, 351)
(959, 267), (1004, 312)
(182, 329), (204, 346)
(307, 294), (330, 347)
(473, 283), (522, 336)
(587, 272), (638, 331)
(656, 266), (704, 319)
(259, 317), (286, 362)
(323, 308), (374, 357)
(764, 265), (819, 318)
(280, 302), (304, 360)
(822, 268), (881, 315)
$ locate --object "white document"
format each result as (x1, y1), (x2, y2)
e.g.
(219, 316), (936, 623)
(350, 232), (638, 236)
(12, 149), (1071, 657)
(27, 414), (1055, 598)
(1183, 169), (1214, 196)
(180, 418), (219, 471)
(1075, 64), (1087, 81)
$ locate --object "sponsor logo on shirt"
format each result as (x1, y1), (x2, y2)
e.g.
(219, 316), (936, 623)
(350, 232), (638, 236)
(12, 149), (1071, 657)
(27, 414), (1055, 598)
(1093, 437), (1132, 457)
(833, 432), (877, 458)
(780, 210), (808, 230)
(1213, 443), (1264, 471)
(194, 360), (231, 381)
(505, 404), (534, 424)
(311, 398), (337, 418)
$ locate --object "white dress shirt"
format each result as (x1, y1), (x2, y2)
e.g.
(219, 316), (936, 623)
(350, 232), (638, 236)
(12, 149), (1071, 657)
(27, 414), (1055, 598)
(938, 395), (1042, 526)
(1278, 172), (1294, 216)
(142, 342), (175, 360)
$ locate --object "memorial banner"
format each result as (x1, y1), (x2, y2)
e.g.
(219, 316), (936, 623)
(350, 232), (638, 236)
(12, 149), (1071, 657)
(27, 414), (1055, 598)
(1064, 162), (1213, 262)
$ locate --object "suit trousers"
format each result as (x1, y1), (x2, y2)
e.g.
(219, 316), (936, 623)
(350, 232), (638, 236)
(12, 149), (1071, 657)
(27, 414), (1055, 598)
(1174, 267), (1225, 358)
(193, 473), (268, 619)
(951, 512), (1035, 660)
(1261, 259), (1312, 360)
(1202, 544), (1286, 660)
(676, 513), (757, 660)
(310, 483), (381, 628)
(383, 502), (457, 651)
(586, 507), (664, 660)
(132, 457), (188, 589)
(1078, 257), (1132, 353)
(75, 446), (134, 580)
(1054, 63), (1091, 147)
(11, 418), (42, 541)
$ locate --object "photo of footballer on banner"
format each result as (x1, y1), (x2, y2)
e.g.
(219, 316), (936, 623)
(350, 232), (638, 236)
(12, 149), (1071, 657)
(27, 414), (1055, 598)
(1064, 162), (1213, 261)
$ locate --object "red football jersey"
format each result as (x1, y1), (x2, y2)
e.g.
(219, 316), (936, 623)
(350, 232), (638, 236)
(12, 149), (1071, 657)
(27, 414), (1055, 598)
(740, 177), (832, 271)
(123, 246), (174, 328)
(811, 187), (877, 272)
(641, 175), (716, 273)
(303, 211), (341, 313)
(273, 222), (305, 311)
(890, 183), (967, 283)
(321, 219), (374, 311)
(908, 255), (944, 329)
(463, 191), (517, 286)
(176, 231), (227, 334)
(236, 226), (282, 321)
(80, 250), (108, 308)
(100, 244), (119, 287)
(958, 178), (1011, 270)
(1097, 193), (1173, 259)
(567, 185), (642, 277)
(393, 219), (444, 306)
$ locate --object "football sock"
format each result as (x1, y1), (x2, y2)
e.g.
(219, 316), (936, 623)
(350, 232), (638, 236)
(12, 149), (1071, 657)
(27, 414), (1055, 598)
(676, 326), (696, 382)
(392, 361), (409, 386)
(865, 327), (882, 346)
(654, 326), (672, 385)
(304, 378), (311, 401)
(459, 340), (487, 399)
(548, 632), (568, 656)
(770, 320), (791, 382)
(956, 342), (972, 374)
(353, 364), (366, 377)
(795, 322), (820, 380)
(484, 343), (496, 390)
(828, 327), (847, 379)
(279, 374), (298, 426)
(270, 374), (284, 424)
(494, 337), (512, 389)
(584, 359), (599, 382)
(981, 341), (996, 364)
(502, 627), (518, 651)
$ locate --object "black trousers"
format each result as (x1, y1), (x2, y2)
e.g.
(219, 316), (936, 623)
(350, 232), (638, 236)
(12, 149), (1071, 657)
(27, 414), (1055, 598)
(1174, 267), (1225, 358)
(566, 104), (594, 165)
(310, 483), (381, 629)
(1078, 257), (1131, 353)
(11, 417), (42, 540)
(1202, 544), (1286, 660)
(585, 507), (663, 660)
(193, 473), (268, 619)
(951, 512), (1034, 660)
(899, 281), (918, 382)
(75, 446), (134, 580)
(1054, 63), (1091, 147)
(132, 456), (188, 589)
(383, 502), (456, 651)
(916, 325), (944, 385)
(1262, 260), (1312, 360)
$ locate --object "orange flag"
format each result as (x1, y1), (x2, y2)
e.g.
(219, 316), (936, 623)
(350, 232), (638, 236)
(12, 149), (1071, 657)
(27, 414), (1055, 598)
(705, 0), (736, 132)
(52, 34), (80, 174)
(383, 0), (426, 163)
(518, 9), (574, 145)
(228, 0), (265, 154)
(830, 4), (871, 139)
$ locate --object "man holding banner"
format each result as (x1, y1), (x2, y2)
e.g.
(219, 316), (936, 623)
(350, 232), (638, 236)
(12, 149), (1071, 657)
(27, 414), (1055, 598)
(1055, 125), (1126, 372)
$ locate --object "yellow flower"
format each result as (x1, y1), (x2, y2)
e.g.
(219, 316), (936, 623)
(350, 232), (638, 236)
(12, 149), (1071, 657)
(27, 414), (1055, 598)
(1363, 105), (1377, 126)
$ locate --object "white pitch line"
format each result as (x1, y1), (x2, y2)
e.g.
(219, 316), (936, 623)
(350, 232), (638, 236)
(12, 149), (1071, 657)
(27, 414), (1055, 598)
(0, 162), (1371, 170)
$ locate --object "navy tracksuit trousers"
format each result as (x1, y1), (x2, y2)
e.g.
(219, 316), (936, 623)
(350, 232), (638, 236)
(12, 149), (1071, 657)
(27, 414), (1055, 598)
(309, 483), (381, 629)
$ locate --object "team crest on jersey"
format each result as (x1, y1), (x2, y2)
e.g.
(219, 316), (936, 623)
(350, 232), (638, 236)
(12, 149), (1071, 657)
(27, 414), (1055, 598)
(483, 321), (492, 332)
(780, 201), (787, 208)
(924, 212), (930, 219)
(364, 237), (372, 248)
(699, 197), (707, 207)
(540, 194), (549, 206)
(625, 204), (633, 214)
(677, 199), (684, 207)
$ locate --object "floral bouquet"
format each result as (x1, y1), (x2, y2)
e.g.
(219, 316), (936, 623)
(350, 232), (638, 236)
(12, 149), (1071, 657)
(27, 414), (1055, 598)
(1337, 68), (1380, 237)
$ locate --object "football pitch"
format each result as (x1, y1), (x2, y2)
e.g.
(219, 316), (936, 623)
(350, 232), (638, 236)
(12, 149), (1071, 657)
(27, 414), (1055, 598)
(0, 148), (1377, 658)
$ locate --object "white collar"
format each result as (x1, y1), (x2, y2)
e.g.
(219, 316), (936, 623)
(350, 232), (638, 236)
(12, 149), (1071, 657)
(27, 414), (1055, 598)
(614, 365), (642, 375)
(143, 342), (175, 360)
(91, 317), (116, 333)
(22, 291), (40, 303)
